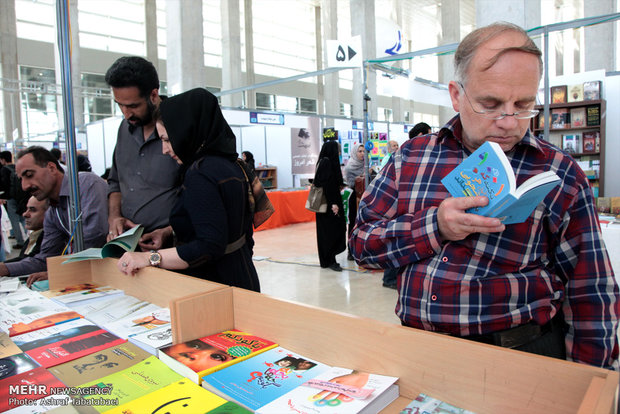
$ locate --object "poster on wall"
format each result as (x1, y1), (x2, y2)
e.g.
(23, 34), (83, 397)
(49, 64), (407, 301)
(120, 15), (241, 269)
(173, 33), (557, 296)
(340, 130), (362, 165)
(291, 118), (320, 174)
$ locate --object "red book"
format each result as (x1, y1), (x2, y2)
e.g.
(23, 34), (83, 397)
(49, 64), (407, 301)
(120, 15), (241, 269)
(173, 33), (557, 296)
(0, 367), (65, 411)
(24, 328), (126, 369)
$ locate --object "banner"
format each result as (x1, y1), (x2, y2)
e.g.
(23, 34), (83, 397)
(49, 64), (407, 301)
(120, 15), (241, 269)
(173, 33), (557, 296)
(291, 118), (320, 174)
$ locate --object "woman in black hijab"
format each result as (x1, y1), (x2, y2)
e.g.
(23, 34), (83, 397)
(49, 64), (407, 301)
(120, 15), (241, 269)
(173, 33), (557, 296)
(117, 88), (271, 291)
(242, 151), (255, 175)
(313, 140), (346, 271)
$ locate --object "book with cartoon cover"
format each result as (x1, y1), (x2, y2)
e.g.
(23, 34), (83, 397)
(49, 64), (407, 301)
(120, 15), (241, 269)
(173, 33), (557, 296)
(441, 141), (560, 225)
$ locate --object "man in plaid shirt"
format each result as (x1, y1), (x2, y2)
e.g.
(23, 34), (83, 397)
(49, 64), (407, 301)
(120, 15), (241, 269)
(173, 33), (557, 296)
(350, 22), (619, 369)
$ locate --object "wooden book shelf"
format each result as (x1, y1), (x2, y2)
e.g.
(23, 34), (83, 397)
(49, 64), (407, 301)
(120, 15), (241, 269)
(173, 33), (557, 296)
(47, 257), (619, 413)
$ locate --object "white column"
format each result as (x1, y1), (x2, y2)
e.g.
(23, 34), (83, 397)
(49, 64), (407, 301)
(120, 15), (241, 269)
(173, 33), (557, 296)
(166, 0), (206, 96)
(475, 0), (540, 29)
(221, 0), (243, 107)
(350, 0), (376, 120)
(244, 0), (256, 109)
(584, 0), (615, 72)
(145, 0), (159, 74)
(321, 0), (340, 116)
(0, 0), (21, 143)
(438, 0), (460, 125)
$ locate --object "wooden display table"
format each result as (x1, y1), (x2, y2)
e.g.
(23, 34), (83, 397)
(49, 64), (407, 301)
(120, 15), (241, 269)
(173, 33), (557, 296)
(47, 257), (619, 413)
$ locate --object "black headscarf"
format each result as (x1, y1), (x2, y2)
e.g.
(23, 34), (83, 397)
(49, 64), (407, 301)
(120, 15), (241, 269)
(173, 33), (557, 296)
(317, 140), (343, 185)
(159, 88), (238, 164)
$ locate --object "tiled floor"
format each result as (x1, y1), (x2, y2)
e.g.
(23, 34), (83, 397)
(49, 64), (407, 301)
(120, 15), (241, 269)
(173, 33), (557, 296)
(252, 221), (401, 325)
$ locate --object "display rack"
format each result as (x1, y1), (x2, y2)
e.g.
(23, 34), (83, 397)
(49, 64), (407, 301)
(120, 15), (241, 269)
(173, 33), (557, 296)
(46, 256), (620, 414)
(256, 166), (277, 189)
(532, 99), (606, 196)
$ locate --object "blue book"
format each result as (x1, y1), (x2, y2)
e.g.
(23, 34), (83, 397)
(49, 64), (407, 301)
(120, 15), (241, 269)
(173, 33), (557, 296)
(441, 141), (560, 225)
(201, 346), (330, 411)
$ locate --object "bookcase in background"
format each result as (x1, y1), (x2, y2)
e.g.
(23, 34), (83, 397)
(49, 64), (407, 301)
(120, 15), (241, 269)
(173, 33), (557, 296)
(532, 99), (606, 196)
(256, 166), (277, 189)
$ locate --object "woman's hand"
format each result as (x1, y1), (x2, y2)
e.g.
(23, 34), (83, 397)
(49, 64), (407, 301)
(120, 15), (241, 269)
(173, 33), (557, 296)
(331, 204), (339, 215)
(118, 252), (150, 275)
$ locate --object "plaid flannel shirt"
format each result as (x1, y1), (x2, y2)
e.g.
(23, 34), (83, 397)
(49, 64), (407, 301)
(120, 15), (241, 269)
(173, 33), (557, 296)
(350, 115), (619, 369)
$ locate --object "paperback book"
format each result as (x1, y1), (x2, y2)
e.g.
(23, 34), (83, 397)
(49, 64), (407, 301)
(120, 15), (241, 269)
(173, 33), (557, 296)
(586, 105), (600, 126)
(0, 353), (39, 380)
(77, 356), (183, 412)
(583, 80), (601, 100)
(567, 83), (583, 102)
(582, 131), (599, 153)
(569, 107), (585, 128)
(129, 324), (173, 355)
(0, 367), (66, 412)
(11, 319), (126, 369)
(49, 342), (151, 387)
(257, 367), (399, 414)
(0, 290), (81, 336)
(102, 307), (170, 339)
(62, 225), (144, 263)
(45, 285), (124, 307)
(105, 379), (229, 414)
(441, 141), (561, 225)
(562, 134), (581, 154)
(202, 346), (330, 411)
(71, 294), (158, 326)
(551, 85), (567, 103)
(158, 329), (278, 384)
(0, 332), (23, 358)
(550, 108), (569, 129)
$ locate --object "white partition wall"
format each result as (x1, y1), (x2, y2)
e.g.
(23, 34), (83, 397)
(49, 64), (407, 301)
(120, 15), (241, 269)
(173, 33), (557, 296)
(264, 126), (293, 188)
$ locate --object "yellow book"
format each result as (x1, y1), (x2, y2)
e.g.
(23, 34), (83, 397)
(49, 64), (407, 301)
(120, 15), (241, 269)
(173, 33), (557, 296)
(105, 379), (228, 414)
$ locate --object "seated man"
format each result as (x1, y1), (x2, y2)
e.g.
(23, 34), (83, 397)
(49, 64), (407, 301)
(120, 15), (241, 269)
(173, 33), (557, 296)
(5, 196), (48, 263)
(350, 22), (618, 369)
(0, 147), (108, 285)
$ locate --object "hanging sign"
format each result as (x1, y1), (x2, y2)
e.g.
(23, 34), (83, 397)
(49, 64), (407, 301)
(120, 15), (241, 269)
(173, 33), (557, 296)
(250, 112), (284, 125)
(326, 36), (362, 68)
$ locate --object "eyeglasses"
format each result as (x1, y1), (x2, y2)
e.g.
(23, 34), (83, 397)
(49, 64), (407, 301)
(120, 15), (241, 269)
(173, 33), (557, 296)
(458, 82), (539, 120)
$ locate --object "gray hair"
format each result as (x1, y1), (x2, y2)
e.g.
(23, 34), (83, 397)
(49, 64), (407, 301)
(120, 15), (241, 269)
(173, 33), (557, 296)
(454, 22), (542, 85)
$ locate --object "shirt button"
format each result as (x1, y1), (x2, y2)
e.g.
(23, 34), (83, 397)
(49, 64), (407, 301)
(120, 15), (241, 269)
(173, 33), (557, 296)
(442, 256), (448, 262)
(140, 153), (145, 157)
(130, 188), (134, 192)
(431, 294), (437, 301)
(137, 171), (141, 176)
(428, 249), (434, 254)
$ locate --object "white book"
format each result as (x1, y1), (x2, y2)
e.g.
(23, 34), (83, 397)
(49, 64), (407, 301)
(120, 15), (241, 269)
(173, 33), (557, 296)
(48, 285), (124, 306)
(0, 290), (77, 336)
(102, 307), (170, 339)
(129, 324), (173, 355)
(71, 294), (157, 326)
(0, 279), (20, 293)
(257, 366), (399, 414)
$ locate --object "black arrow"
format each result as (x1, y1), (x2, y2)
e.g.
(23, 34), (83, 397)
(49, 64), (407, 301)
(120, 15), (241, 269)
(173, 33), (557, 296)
(348, 46), (357, 61)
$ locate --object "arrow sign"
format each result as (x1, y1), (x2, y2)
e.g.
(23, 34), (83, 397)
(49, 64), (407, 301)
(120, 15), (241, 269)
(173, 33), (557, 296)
(327, 36), (362, 68)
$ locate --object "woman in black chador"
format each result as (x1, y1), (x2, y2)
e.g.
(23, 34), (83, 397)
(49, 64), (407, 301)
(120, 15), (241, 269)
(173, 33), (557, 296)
(313, 140), (346, 271)
(118, 88), (273, 291)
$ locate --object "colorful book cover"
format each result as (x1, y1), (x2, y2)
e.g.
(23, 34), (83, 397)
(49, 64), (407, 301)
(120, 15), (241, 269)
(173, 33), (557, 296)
(0, 353), (40, 380)
(583, 80), (601, 101)
(202, 346), (330, 411)
(582, 131), (599, 153)
(11, 319), (126, 369)
(569, 107), (585, 128)
(48, 342), (151, 387)
(105, 379), (228, 414)
(257, 367), (399, 414)
(561, 134), (580, 154)
(102, 307), (170, 340)
(158, 329), (277, 384)
(551, 85), (567, 103)
(567, 83), (583, 102)
(0, 290), (81, 336)
(0, 367), (65, 412)
(586, 105), (600, 126)
(441, 141), (560, 225)
(399, 393), (476, 414)
(550, 108), (569, 129)
(77, 356), (183, 412)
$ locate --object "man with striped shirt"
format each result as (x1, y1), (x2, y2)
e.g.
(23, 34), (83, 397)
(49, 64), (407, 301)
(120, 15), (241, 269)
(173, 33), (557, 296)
(350, 22), (619, 369)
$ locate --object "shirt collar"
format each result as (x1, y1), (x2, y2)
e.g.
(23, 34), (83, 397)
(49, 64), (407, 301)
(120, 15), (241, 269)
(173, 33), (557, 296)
(437, 114), (545, 155)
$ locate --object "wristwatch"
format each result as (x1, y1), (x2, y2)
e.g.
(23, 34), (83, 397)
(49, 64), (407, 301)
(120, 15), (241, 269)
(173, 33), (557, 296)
(149, 250), (162, 267)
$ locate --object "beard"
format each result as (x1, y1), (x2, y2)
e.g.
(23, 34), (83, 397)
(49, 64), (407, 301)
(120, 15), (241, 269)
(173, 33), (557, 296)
(128, 98), (155, 126)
